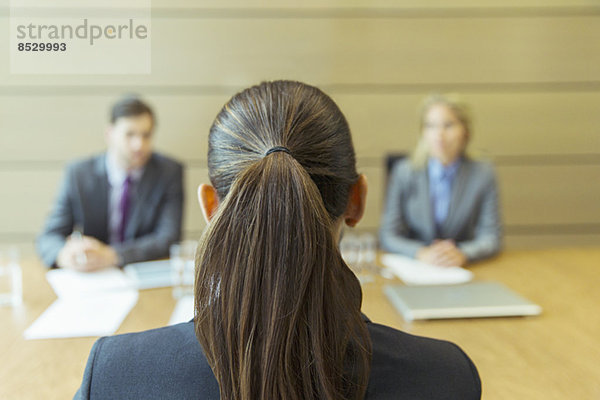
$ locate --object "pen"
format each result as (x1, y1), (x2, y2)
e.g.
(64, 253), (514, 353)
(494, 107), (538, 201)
(71, 228), (87, 266)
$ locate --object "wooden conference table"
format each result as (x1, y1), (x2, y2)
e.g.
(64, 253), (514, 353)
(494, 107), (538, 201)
(1, 248), (599, 399)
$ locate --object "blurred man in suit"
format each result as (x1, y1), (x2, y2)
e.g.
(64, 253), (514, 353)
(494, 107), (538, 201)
(37, 96), (184, 271)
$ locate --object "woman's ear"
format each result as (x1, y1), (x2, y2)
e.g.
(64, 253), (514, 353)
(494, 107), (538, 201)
(343, 174), (368, 227)
(198, 184), (220, 223)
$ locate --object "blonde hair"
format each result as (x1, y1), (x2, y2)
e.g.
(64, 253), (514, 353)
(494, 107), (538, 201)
(411, 93), (473, 167)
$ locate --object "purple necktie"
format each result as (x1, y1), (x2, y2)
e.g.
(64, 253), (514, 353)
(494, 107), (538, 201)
(118, 175), (132, 243)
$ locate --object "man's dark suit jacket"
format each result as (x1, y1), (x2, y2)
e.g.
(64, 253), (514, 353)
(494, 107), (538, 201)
(36, 152), (184, 267)
(74, 320), (481, 399)
(380, 157), (501, 262)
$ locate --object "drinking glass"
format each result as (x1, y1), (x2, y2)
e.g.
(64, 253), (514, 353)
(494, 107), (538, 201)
(0, 247), (22, 307)
(340, 232), (373, 284)
(170, 241), (197, 299)
(358, 232), (379, 275)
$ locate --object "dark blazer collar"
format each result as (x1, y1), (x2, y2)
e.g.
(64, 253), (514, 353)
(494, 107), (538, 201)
(94, 153), (108, 176)
(91, 153), (110, 242)
(417, 167), (436, 241)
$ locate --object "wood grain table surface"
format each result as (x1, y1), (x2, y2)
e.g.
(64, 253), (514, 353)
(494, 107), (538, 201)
(1, 248), (599, 399)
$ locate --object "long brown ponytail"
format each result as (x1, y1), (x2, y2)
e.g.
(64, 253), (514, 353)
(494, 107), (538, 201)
(195, 81), (372, 400)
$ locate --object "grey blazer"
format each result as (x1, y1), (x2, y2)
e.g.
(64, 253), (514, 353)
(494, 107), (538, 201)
(379, 157), (501, 262)
(36, 152), (184, 267)
(74, 319), (481, 399)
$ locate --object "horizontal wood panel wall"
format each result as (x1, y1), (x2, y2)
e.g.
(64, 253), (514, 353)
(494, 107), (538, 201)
(2, 16), (600, 86)
(2, 93), (599, 161)
(1, 3), (599, 253)
(3, 1), (600, 10)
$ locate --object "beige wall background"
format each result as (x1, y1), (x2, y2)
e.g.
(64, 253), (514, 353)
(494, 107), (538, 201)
(1, 1), (599, 254)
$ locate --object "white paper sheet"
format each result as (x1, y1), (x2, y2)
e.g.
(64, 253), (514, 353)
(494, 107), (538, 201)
(380, 253), (473, 285)
(123, 259), (174, 289)
(23, 291), (138, 339)
(168, 295), (194, 325)
(46, 268), (135, 298)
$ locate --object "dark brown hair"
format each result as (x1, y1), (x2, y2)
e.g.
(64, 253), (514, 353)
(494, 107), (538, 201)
(110, 95), (155, 125)
(194, 80), (372, 400)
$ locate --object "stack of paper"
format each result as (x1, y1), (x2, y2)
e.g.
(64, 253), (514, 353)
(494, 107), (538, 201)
(46, 268), (135, 297)
(24, 268), (138, 340)
(380, 253), (473, 285)
(123, 259), (174, 289)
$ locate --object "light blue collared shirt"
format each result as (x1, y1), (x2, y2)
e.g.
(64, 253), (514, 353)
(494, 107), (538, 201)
(428, 157), (461, 230)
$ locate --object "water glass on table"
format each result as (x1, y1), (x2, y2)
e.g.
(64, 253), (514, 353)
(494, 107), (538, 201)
(0, 247), (22, 307)
(170, 241), (197, 299)
(358, 232), (380, 275)
(340, 232), (375, 284)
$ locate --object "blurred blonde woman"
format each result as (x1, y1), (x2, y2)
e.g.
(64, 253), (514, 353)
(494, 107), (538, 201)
(76, 82), (481, 399)
(380, 94), (501, 266)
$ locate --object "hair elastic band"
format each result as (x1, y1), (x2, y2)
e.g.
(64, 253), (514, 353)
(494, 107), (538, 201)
(265, 146), (291, 156)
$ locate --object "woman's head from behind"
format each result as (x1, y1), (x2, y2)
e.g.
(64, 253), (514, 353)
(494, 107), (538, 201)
(414, 93), (472, 166)
(206, 80), (359, 220)
(195, 80), (371, 400)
